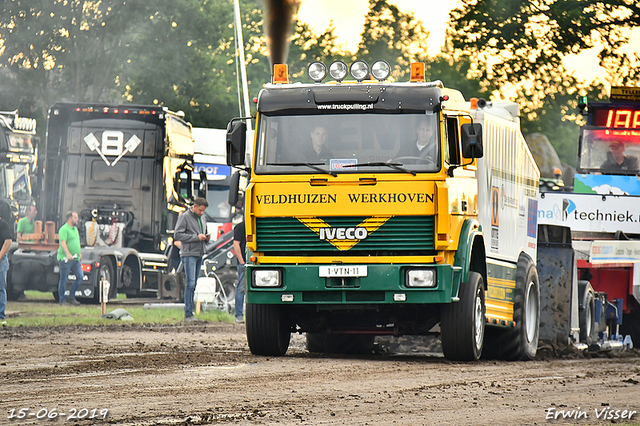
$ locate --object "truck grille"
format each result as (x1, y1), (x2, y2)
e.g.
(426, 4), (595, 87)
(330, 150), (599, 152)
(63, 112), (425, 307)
(256, 216), (435, 255)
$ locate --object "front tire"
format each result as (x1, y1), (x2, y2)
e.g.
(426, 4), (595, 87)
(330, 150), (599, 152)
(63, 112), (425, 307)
(441, 271), (485, 361)
(246, 304), (291, 356)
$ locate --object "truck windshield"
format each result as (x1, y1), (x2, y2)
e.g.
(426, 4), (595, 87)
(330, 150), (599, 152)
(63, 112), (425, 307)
(254, 113), (440, 174)
(0, 163), (31, 201)
(578, 127), (640, 175)
(205, 183), (231, 220)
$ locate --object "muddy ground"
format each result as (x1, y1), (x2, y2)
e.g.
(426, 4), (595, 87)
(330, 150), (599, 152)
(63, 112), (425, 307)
(1, 322), (640, 426)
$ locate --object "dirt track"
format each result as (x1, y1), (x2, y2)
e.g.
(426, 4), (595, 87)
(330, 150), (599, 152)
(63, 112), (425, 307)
(1, 323), (640, 426)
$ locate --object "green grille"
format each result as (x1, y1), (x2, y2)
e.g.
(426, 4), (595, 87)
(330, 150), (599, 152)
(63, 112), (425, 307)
(255, 216), (435, 254)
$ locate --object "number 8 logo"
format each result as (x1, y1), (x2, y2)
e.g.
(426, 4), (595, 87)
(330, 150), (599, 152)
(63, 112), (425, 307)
(102, 131), (124, 156)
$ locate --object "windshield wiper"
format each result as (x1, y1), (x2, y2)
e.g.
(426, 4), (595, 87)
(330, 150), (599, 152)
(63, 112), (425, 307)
(267, 162), (337, 177)
(341, 162), (416, 176)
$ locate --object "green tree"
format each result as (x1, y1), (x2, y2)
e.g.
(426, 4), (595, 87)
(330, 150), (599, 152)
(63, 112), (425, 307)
(356, 0), (430, 80)
(449, 0), (640, 87)
(0, 0), (157, 118)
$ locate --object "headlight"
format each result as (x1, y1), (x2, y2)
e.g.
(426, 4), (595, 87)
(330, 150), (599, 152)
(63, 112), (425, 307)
(308, 61), (327, 82)
(405, 269), (436, 288)
(329, 60), (348, 82)
(371, 60), (391, 81)
(253, 269), (281, 287)
(349, 60), (369, 82)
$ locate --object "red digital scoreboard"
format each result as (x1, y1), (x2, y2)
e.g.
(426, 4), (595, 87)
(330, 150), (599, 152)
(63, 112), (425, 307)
(593, 108), (640, 129)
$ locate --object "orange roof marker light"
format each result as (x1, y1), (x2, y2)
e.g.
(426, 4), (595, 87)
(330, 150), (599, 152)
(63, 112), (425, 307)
(273, 64), (289, 84)
(410, 62), (425, 82)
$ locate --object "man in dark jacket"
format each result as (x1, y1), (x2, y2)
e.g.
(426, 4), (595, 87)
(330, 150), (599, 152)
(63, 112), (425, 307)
(174, 198), (210, 321)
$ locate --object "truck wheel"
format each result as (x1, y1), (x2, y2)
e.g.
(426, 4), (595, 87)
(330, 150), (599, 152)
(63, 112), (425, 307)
(441, 271), (485, 361)
(578, 282), (597, 344)
(6, 279), (24, 301)
(93, 258), (116, 303)
(246, 303), (291, 356)
(306, 333), (375, 355)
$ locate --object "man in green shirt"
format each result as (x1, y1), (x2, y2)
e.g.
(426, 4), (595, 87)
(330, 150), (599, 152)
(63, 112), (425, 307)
(17, 204), (37, 241)
(57, 211), (83, 305)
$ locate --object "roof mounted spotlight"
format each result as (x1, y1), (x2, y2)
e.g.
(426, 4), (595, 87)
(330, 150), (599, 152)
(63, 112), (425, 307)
(349, 60), (369, 82)
(329, 60), (348, 82)
(308, 61), (327, 83)
(371, 60), (391, 81)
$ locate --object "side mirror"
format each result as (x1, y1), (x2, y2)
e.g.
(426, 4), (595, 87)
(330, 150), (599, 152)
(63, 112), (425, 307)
(228, 171), (240, 207)
(461, 123), (483, 159)
(226, 121), (247, 166)
(198, 170), (207, 199)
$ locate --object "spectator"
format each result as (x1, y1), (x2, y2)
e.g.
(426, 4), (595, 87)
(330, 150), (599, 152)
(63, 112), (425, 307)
(0, 209), (12, 324)
(233, 213), (246, 324)
(168, 239), (182, 273)
(57, 211), (83, 305)
(17, 204), (37, 241)
(174, 198), (210, 321)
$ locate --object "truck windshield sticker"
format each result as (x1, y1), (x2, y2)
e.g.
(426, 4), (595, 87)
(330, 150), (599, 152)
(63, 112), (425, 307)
(316, 103), (374, 111)
(83, 131), (141, 166)
(297, 216), (390, 251)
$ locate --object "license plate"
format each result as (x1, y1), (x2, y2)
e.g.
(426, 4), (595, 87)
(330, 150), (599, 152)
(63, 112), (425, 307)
(319, 265), (367, 277)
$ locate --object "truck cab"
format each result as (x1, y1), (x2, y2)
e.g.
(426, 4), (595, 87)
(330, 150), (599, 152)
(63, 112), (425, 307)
(227, 61), (540, 360)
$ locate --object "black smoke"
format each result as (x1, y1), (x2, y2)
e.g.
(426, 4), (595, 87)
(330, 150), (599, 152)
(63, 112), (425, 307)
(262, 0), (300, 68)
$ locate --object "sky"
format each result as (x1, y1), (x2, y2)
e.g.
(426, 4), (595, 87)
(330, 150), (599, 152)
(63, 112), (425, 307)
(296, 0), (640, 85)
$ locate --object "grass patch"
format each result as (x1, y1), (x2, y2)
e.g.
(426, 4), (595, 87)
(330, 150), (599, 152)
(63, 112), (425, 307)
(4, 300), (234, 327)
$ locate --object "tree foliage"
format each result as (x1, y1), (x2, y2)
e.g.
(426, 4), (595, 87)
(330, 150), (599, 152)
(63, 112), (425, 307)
(449, 0), (640, 87)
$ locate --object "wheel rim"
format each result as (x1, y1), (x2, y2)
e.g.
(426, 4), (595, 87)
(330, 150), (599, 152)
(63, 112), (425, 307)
(474, 288), (485, 350)
(525, 281), (539, 343)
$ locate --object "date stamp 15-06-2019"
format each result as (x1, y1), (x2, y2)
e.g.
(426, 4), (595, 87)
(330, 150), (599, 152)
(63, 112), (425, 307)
(7, 408), (109, 421)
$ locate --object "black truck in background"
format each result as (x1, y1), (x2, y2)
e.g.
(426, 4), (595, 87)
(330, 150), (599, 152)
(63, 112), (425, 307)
(0, 110), (38, 223)
(8, 103), (205, 302)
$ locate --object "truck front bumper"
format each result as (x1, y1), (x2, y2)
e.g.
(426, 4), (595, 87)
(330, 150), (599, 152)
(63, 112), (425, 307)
(246, 263), (460, 305)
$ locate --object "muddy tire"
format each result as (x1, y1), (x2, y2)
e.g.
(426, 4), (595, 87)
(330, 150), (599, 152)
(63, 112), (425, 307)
(578, 281), (597, 344)
(484, 255), (539, 361)
(306, 333), (375, 355)
(246, 304), (291, 356)
(441, 271), (485, 361)
(92, 258), (116, 303)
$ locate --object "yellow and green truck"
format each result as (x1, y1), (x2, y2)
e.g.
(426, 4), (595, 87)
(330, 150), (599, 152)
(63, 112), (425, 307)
(227, 61), (540, 360)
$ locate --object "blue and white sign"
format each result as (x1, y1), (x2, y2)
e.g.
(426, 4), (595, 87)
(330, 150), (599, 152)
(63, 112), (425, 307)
(195, 163), (231, 180)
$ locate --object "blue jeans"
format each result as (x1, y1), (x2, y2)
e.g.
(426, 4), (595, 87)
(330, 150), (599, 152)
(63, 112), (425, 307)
(58, 259), (83, 303)
(0, 255), (8, 319)
(235, 263), (246, 320)
(181, 256), (202, 318)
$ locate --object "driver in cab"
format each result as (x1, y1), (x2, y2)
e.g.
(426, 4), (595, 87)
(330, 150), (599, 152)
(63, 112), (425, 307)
(395, 118), (437, 162)
(600, 140), (638, 172)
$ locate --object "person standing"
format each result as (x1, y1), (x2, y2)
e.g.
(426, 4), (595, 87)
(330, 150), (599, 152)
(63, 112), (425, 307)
(233, 216), (246, 324)
(57, 211), (83, 305)
(0, 210), (13, 323)
(17, 204), (37, 241)
(174, 198), (210, 321)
